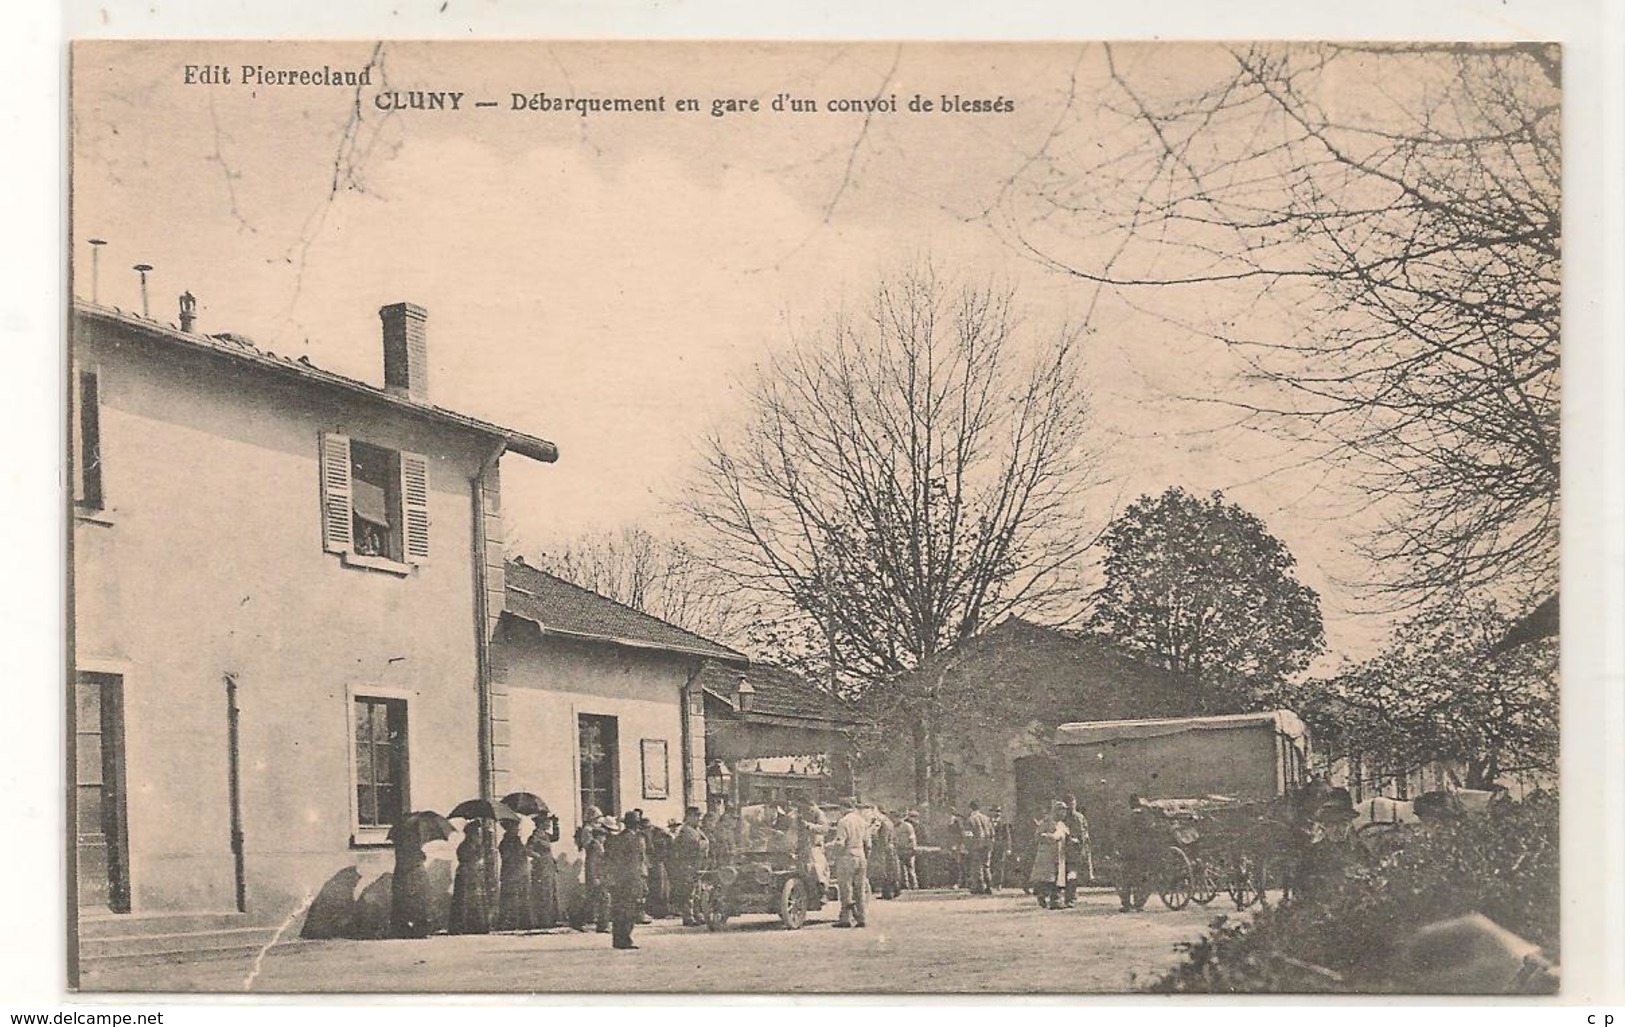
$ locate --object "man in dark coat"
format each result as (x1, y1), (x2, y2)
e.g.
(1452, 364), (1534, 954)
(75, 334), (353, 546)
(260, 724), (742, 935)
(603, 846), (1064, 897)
(668, 806), (710, 926)
(602, 814), (649, 950)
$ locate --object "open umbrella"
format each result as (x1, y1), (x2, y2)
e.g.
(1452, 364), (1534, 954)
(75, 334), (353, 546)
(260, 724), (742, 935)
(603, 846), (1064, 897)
(501, 792), (549, 817)
(387, 810), (456, 847)
(448, 798), (520, 822)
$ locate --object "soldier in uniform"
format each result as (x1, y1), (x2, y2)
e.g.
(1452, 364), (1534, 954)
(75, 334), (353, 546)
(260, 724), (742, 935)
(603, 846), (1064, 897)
(896, 811), (920, 890)
(645, 818), (673, 919)
(573, 805), (610, 933)
(990, 806), (1015, 890)
(965, 801), (996, 894)
(831, 797), (871, 928)
(796, 796), (831, 892)
(946, 810), (969, 889)
(669, 805), (710, 926)
(867, 806), (900, 900)
(1116, 795), (1156, 912)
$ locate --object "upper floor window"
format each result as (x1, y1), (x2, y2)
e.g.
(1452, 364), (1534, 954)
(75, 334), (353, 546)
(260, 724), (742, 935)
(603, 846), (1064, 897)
(74, 369), (104, 510)
(320, 433), (430, 569)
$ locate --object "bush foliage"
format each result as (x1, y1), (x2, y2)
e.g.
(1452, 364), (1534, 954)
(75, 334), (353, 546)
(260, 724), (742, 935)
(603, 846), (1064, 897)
(1148, 792), (1558, 993)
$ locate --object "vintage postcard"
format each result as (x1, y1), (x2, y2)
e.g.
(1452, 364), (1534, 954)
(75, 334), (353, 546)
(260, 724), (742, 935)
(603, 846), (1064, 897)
(67, 38), (1565, 995)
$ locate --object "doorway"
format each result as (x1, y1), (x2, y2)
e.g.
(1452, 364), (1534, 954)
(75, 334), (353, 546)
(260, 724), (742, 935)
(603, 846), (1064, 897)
(577, 713), (619, 818)
(76, 672), (130, 912)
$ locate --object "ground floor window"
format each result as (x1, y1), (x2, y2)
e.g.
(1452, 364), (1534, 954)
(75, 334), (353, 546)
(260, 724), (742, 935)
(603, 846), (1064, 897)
(578, 713), (619, 817)
(354, 696), (409, 830)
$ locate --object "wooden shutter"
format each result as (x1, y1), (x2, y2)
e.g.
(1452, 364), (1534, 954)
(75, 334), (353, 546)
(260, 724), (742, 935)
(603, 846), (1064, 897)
(320, 433), (353, 553)
(400, 451), (431, 563)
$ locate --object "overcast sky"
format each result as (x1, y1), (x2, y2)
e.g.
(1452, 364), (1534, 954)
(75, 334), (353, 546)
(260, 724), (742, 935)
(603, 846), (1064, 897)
(72, 40), (1402, 662)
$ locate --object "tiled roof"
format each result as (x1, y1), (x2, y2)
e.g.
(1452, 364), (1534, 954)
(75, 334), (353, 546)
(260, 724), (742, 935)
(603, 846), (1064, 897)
(697, 660), (864, 726)
(503, 559), (746, 662)
(73, 301), (558, 463)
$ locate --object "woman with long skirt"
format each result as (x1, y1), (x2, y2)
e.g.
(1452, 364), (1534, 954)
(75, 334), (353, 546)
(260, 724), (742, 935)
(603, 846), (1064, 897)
(527, 811), (561, 928)
(389, 834), (434, 938)
(496, 817), (536, 931)
(449, 818), (499, 934)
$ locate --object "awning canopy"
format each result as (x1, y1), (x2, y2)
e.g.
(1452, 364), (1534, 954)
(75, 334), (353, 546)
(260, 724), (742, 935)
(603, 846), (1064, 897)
(705, 717), (851, 763)
(1054, 709), (1309, 752)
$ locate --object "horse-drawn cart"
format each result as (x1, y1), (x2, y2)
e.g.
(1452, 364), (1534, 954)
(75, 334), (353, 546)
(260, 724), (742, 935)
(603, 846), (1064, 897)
(1048, 711), (1314, 912)
(1136, 796), (1291, 911)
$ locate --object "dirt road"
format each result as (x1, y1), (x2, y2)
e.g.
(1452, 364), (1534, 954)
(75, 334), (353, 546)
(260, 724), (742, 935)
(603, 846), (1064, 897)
(84, 888), (1241, 994)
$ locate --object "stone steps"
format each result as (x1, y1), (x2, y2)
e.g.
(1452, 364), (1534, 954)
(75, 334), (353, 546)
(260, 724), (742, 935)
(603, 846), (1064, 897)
(76, 911), (304, 966)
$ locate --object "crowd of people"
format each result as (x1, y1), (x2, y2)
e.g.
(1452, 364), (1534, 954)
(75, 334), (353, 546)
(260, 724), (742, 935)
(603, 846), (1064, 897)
(387, 791), (1124, 950)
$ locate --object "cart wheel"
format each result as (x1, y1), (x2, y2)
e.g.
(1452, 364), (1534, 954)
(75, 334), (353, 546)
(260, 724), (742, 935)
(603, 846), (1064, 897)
(1158, 847), (1193, 911)
(779, 877), (809, 930)
(1227, 856), (1260, 910)
(1190, 860), (1218, 906)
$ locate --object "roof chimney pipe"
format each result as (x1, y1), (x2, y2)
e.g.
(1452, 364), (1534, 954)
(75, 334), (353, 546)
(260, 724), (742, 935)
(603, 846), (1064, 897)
(133, 264), (153, 318)
(380, 302), (429, 401)
(87, 239), (107, 304)
(179, 291), (197, 332)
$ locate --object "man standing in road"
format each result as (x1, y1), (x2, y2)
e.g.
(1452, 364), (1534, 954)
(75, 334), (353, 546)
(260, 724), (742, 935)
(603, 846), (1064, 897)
(946, 810), (969, 889)
(602, 814), (649, 950)
(831, 797), (871, 928)
(965, 801), (996, 894)
(896, 811), (920, 891)
(990, 806), (1015, 890)
(1061, 795), (1091, 908)
(668, 805), (710, 926)
(573, 805), (610, 933)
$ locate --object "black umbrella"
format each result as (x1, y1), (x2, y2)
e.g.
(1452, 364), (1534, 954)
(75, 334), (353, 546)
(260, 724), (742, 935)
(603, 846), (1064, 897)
(448, 798), (520, 822)
(501, 792), (549, 816)
(387, 810), (456, 848)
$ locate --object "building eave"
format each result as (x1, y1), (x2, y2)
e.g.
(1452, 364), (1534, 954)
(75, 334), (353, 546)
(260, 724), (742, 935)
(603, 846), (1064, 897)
(73, 301), (559, 464)
(500, 608), (748, 665)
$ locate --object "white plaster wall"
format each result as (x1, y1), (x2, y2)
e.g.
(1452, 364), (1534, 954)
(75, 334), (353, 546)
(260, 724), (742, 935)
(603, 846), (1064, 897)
(72, 318), (498, 920)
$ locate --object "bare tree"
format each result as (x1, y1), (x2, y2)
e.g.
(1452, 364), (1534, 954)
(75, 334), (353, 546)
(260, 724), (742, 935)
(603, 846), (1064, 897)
(991, 43), (1559, 607)
(686, 264), (1103, 800)
(529, 526), (744, 644)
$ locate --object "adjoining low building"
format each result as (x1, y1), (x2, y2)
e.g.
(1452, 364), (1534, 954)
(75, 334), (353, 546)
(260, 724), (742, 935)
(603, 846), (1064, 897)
(697, 661), (865, 810)
(492, 558), (747, 898)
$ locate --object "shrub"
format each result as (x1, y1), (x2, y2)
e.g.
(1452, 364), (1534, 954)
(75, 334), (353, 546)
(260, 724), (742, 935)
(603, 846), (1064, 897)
(1147, 791), (1558, 993)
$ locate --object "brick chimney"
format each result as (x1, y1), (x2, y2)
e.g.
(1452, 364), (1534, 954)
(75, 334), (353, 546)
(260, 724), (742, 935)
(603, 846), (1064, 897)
(380, 302), (429, 400)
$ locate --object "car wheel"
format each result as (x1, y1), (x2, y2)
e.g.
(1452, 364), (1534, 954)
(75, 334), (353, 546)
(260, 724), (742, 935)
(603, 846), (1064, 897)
(779, 877), (808, 930)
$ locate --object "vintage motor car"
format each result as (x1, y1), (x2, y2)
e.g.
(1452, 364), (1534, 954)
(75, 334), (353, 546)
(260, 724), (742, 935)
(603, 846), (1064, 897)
(692, 803), (832, 930)
(693, 847), (829, 930)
